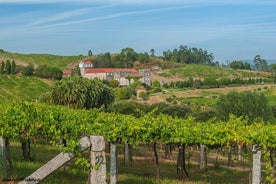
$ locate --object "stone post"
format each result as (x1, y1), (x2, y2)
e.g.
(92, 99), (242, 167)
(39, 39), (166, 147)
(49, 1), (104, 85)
(89, 136), (106, 184)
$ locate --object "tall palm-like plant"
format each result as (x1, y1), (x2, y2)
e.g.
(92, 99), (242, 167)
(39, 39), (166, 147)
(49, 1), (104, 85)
(45, 76), (114, 110)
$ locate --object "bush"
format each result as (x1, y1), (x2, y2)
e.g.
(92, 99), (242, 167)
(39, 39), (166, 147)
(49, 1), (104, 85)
(22, 64), (34, 76)
(138, 91), (148, 100)
(115, 87), (135, 100)
(110, 101), (150, 117)
(34, 65), (62, 80)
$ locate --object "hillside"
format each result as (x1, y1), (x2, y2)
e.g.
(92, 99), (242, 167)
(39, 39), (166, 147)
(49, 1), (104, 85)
(153, 64), (271, 82)
(0, 75), (51, 105)
(0, 49), (86, 69)
(146, 84), (276, 105)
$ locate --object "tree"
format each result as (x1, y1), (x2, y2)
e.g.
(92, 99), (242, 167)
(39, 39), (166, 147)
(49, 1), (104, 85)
(1, 61), (4, 74)
(150, 49), (155, 56)
(254, 55), (267, 71)
(115, 48), (138, 68)
(229, 60), (251, 70)
(11, 60), (16, 74)
(34, 65), (62, 80)
(162, 45), (214, 65)
(216, 91), (272, 123)
(270, 64), (276, 84)
(88, 50), (93, 56)
(5, 60), (11, 74)
(22, 64), (34, 76)
(44, 76), (114, 110)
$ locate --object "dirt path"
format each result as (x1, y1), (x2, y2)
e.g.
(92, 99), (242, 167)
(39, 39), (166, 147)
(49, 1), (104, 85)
(147, 84), (274, 104)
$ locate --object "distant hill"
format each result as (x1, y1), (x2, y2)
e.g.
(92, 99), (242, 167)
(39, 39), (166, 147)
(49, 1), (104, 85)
(0, 49), (86, 69)
(152, 64), (271, 83)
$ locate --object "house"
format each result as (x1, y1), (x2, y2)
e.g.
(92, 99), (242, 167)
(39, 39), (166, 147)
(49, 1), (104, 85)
(62, 69), (72, 77)
(79, 61), (151, 86)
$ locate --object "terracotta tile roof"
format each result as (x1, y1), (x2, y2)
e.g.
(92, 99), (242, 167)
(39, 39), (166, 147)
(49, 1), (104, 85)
(85, 68), (138, 74)
(83, 61), (93, 65)
(63, 70), (72, 75)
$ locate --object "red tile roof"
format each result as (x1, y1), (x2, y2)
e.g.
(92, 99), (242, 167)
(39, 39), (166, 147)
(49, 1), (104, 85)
(63, 70), (72, 75)
(85, 68), (138, 74)
(83, 61), (93, 65)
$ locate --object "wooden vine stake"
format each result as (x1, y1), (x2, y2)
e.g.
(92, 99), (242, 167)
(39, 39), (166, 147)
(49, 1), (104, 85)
(89, 136), (107, 184)
(252, 145), (261, 184)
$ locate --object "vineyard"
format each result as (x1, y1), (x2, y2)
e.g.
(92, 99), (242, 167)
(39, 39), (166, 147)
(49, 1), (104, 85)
(0, 75), (50, 105)
(0, 102), (276, 183)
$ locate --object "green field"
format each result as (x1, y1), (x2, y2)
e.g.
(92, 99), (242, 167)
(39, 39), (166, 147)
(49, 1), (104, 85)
(0, 75), (50, 104)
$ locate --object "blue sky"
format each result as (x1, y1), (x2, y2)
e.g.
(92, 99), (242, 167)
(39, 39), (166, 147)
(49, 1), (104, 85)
(1, 0), (276, 63)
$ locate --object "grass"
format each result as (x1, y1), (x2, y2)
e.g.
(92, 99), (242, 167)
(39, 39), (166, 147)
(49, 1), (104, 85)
(0, 75), (51, 105)
(262, 86), (276, 105)
(1, 141), (260, 184)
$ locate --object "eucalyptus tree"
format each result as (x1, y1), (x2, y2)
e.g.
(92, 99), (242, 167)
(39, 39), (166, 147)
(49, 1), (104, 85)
(150, 48), (155, 56)
(254, 55), (268, 71)
(216, 91), (272, 123)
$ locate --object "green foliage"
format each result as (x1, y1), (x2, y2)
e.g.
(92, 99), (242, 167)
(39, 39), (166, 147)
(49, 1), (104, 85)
(138, 91), (148, 100)
(34, 65), (62, 80)
(5, 60), (11, 74)
(0, 75), (50, 105)
(270, 63), (276, 84)
(150, 102), (192, 118)
(43, 76), (114, 110)
(0, 51), (86, 69)
(110, 101), (150, 117)
(115, 86), (135, 100)
(152, 80), (161, 88)
(1, 101), (276, 182)
(22, 63), (34, 76)
(11, 60), (16, 74)
(203, 77), (218, 88)
(88, 50), (93, 56)
(163, 45), (214, 65)
(230, 60), (251, 70)
(167, 64), (258, 79)
(138, 52), (150, 63)
(254, 55), (268, 71)
(216, 91), (273, 122)
(1, 61), (5, 74)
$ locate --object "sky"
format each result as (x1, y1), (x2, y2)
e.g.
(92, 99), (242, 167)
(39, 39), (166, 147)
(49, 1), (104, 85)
(1, 0), (276, 63)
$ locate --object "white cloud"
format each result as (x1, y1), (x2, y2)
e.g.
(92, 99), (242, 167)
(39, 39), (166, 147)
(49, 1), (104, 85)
(1, 0), (276, 5)
(34, 6), (184, 29)
(28, 8), (90, 26)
